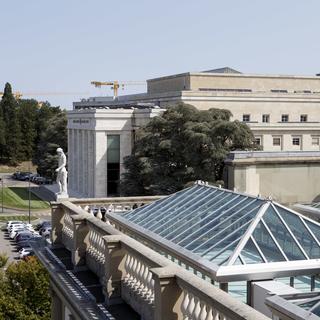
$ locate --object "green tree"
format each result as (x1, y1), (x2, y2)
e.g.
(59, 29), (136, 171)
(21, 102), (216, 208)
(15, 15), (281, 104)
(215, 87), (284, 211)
(18, 99), (38, 160)
(36, 111), (67, 179)
(121, 103), (256, 196)
(0, 257), (50, 320)
(0, 106), (5, 160)
(0, 83), (22, 164)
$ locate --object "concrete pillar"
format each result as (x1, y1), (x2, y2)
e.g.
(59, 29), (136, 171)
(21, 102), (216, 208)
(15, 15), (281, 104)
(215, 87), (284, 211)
(151, 266), (183, 320)
(71, 214), (89, 267)
(83, 130), (88, 197)
(102, 235), (126, 305)
(73, 130), (78, 193)
(67, 129), (73, 190)
(88, 130), (94, 197)
(50, 287), (63, 320)
(79, 130), (84, 195)
(51, 203), (65, 246)
(95, 131), (108, 197)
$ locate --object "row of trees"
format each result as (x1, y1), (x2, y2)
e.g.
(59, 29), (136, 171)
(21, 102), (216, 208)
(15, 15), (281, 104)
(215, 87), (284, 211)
(0, 83), (67, 177)
(121, 103), (257, 195)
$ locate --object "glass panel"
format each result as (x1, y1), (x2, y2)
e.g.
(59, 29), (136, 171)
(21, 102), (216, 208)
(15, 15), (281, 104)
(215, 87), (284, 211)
(306, 220), (320, 243)
(148, 188), (215, 232)
(208, 238), (241, 265)
(190, 203), (261, 252)
(107, 135), (120, 163)
(240, 238), (264, 264)
(311, 304), (320, 316)
(135, 185), (205, 225)
(178, 198), (260, 248)
(277, 206), (320, 259)
(157, 190), (233, 238)
(234, 257), (243, 265)
(252, 222), (285, 262)
(168, 193), (242, 243)
(296, 300), (320, 310)
(198, 221), (252, 258)
(263, 206), (305, 260)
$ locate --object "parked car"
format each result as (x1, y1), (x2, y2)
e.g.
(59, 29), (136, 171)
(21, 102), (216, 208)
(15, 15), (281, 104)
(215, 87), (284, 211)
(34, 177), (53, 185)
(35, 220), (51, 231)
(19, 248), (34, 259)
(6, 221), (23, 231)
(16, 172), (32, 181)
(29, 174), (40, 182)
(15, 231), (33, 242)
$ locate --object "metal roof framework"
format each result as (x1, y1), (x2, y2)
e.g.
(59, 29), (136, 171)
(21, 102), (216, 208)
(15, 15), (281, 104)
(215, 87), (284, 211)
(112, 184), (320, 282)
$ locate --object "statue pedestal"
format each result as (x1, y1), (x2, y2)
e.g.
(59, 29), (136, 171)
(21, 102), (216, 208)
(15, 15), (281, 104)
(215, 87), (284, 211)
(55, 193), (69, 201)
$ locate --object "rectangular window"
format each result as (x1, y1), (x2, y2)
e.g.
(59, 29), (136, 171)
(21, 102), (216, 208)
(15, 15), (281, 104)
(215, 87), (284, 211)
(243, 114), (250, 122)
(271, 89), (288, 93)
(262, 114), (270, 123)
(107, 135), (120, 196)
(292, 137), (301, 146)
(254, 137), (261, 146)
(281, 114), (289, 122)
(300, 114), (308, 122)
(312, 136), (320, 146)
(273, 137), (281, 146)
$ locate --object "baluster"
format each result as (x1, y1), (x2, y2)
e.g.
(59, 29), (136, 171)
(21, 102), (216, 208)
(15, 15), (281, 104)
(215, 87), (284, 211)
(204, 305), (214, 320)
(198, 301), (207, 320)
(187, 293), (195, 319)
(181, 290), (190, 320)
(84, 205), (89, 212)
(192, 296), (201, 319)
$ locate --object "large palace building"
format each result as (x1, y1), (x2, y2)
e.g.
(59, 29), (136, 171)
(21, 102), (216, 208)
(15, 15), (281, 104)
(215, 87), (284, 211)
(68, 67), (320, 197)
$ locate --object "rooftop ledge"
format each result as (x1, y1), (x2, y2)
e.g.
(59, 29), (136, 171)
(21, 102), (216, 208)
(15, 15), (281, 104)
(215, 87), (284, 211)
(226, 151), (320, 164)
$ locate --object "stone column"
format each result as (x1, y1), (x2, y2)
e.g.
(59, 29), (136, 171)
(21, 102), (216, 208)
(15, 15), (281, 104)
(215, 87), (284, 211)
(83, 130), (88, 197)
(94, 131), (108, 197)
(67, 129), (73, 190)
(71, 214), (89, 268)
(51, 202), (65, 246)
(151, 266), (183, 320)
(102, 235), (126, 305)
(78, 130), (84, 195)
(50, 286), (63, 320)
(73, 130), (78, 193)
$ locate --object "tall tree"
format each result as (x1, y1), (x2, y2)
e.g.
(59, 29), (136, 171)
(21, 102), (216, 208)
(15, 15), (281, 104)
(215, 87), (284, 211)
(121, 103), (257, 196)
(36, 110), (67, 179)
(0, 83), (21, 164)
(18, 99), (38, 160)
(0, 106), (5, 160)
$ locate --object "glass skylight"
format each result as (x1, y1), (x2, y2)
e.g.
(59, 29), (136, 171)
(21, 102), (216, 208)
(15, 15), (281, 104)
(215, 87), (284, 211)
(122, 184), (320, 267)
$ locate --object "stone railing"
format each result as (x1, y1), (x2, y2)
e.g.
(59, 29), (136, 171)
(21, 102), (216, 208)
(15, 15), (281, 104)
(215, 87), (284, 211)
(71, 195), (165, 214)
(51, 201), (269, 320)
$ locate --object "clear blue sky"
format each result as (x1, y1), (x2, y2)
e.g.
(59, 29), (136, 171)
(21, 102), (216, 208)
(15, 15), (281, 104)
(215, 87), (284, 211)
(0, 0), (319, 109)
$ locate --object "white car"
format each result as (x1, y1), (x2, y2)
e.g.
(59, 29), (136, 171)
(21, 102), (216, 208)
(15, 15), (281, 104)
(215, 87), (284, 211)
(19, 247), (34, 259)
(9, 225), (33, 239)
(6, 221), (23, 230)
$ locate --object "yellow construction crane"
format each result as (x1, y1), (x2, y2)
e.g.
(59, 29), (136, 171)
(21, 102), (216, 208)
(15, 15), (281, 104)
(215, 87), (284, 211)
(0, 91), (23, 99)
(91, 80), (146, 97)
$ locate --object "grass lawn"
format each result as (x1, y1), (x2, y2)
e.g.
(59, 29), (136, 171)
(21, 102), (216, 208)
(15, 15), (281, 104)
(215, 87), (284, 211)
(0, 187), (50, 210)
(0, 215), (38, 222)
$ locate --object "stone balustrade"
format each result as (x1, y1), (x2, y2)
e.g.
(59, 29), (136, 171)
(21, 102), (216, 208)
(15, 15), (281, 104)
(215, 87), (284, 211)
(71, 195), (164, 213)
(51, 200), (269, 320)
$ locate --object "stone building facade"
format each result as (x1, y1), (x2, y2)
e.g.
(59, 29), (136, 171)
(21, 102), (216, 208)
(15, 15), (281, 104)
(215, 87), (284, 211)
(69, 68), (320, 197)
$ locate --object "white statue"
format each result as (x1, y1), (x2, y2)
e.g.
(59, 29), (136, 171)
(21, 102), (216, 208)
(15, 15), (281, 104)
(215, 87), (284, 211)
(55, 147), (68, 198)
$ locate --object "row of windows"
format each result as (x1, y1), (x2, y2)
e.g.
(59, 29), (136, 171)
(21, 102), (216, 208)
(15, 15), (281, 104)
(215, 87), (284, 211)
(198, 88), (318, 94)
(254, 136), (320, 146)
(243, 114), (309, 123)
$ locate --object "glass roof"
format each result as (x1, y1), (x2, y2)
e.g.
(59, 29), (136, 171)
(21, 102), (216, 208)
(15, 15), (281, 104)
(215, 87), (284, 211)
(122, 184), (320, 267)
